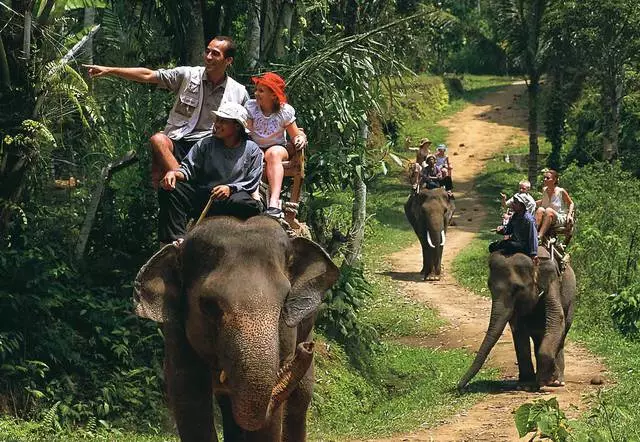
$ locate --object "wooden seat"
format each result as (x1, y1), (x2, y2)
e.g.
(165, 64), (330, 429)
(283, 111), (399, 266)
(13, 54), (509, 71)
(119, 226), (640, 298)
(263, 143), (305, 229)
(549, 216), (575, 247)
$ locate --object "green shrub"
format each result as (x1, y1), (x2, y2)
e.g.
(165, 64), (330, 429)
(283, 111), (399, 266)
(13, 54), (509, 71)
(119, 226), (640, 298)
(514, 398), (570, 441)
(317, 264), (379, 370)
(609, 282), (640, 338)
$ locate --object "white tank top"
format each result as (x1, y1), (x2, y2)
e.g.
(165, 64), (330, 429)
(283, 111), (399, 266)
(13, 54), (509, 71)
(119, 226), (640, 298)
(541, 186), (566, 215)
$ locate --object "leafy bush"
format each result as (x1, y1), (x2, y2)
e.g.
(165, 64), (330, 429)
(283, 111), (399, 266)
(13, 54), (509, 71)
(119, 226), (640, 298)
(562, 163), (640, 296)
(317, 264), (379, 369)
(514, 398), (570, 441)
(609, 283), (640, 338)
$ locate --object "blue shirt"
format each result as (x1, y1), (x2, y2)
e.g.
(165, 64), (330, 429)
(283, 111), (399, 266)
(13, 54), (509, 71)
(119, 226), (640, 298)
(178, 136), (263, 194)
(504, 211), (538, 257)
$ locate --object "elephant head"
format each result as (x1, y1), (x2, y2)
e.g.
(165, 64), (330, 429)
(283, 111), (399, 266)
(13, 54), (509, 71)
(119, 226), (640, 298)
(458, 252), (575, 389)
(133, 216), (339, 433)
(404, 187), (455, 280)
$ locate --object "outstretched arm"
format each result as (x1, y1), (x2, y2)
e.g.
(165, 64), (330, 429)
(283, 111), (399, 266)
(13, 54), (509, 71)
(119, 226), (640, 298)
(83, 65), (160, 84)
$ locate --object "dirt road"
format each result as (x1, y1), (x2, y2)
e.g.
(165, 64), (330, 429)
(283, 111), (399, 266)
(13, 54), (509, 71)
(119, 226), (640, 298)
(367, 84), (606, 441)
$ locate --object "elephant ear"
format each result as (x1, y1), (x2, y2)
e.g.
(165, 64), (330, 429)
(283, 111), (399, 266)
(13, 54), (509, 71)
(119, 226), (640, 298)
(133, 244), (181, 322)
(283, 237), (339, 327)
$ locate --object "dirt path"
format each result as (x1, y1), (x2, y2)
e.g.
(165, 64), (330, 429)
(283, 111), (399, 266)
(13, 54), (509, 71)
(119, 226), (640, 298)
(365, 84), (607, 441)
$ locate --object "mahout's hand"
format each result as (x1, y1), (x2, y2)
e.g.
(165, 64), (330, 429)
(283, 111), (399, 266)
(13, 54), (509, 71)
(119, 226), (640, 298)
(161, 171), (178, 190)
(211, 185), (231, 200)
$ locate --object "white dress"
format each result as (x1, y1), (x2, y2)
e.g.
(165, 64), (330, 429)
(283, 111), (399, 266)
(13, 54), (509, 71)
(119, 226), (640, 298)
(245, 99), (296, 149)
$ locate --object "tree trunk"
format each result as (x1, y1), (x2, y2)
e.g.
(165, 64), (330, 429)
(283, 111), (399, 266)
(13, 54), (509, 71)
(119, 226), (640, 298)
(527, 78), (540, 187)
(344, 0), (358, 35)
(182, 0), (205, 66)
(246, 0), (261, 69)
(23, 9), (32, 63)
(344, 174), (366, 266)
(83, 7), (96, 64)
(274, 0), (294, 60)
(0, 35), (9, 90)
(601, 68), (623, 162)
(261, 0), (279, 61)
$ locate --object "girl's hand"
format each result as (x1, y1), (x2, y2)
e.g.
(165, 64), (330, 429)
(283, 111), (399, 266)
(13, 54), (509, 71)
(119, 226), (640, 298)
(293, 134), (307, 150)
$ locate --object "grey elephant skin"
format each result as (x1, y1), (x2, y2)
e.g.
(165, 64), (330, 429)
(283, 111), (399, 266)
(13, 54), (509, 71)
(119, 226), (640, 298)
(133, 216), (339, 441)
(404, 187), (454, 280)
(458, 252), (576, 389)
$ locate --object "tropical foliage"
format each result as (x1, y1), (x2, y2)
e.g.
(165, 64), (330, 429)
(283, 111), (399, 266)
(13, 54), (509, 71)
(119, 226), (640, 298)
(2, 0), (640, 438)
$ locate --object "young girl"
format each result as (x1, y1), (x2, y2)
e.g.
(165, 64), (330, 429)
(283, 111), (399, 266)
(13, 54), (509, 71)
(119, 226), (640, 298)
(245, 72), (307, 218)
(435, 144), (453, 190)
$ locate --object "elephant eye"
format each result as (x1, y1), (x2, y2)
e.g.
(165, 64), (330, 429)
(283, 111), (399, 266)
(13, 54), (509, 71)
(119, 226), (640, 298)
(200, 297), (223, 319)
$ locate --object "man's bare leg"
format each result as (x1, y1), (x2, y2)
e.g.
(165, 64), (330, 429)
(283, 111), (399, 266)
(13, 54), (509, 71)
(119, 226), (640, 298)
(150, 132), (180, 189)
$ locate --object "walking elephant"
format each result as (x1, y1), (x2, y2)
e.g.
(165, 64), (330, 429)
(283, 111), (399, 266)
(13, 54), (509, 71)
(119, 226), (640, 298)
(133, 216), (339, 441)
(404, 187), (455, 280)
(458, 251), (576, 389)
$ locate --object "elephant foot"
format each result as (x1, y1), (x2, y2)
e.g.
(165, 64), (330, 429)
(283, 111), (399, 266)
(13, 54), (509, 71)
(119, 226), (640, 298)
(518, 374), (536, 384)
(423, 274), (440, 281)
(547, 379), (565, 387)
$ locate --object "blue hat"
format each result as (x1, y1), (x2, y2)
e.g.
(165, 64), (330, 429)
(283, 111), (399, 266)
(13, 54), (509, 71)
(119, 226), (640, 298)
(436, 144), (447, 151)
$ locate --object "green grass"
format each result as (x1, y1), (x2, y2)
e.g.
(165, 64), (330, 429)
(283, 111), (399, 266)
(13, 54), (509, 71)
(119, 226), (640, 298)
(0, 418), (178, 442)
(309, 336), (497, 441)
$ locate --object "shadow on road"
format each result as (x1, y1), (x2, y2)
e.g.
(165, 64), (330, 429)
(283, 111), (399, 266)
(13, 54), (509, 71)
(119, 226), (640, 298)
(379, 270), (425, 282)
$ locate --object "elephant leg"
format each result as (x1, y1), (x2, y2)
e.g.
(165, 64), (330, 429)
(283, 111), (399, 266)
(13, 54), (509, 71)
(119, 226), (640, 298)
(510, 323), (535, 383)
(417, 236), (428, 275)
(164, 323), (215, 442)
(282, 365), (313, 442)
(216, 394), (243, 441)
(553, 346), (566, 385)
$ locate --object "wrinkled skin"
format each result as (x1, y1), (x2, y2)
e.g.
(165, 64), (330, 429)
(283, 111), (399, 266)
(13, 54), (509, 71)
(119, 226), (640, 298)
(404, 188), (455, 281)
(458, 252), (576, 390)
(133, 216), (339, 441)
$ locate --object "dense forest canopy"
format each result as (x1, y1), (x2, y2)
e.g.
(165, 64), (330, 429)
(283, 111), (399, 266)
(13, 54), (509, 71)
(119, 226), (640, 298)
(1, 0), (639, 438)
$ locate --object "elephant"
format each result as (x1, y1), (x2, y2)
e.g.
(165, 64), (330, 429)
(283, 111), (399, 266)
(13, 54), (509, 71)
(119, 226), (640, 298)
(133, 216), (339, 441)
(458, 250), (576, 389)
(404, 187), (455, 281)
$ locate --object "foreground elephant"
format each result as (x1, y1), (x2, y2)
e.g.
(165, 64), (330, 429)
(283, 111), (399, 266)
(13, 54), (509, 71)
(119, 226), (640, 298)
(133, 216), (339, 441)
(458, 251), (576, 389)
(404, 187), (455, 280)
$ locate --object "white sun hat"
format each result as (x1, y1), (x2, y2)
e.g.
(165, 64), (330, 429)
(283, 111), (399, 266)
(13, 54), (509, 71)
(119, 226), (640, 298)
(212, 102), (249, 131)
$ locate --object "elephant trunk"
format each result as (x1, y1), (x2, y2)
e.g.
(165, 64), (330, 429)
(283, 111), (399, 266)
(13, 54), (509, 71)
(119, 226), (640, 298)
(458, 302), (511, 389)
(230, 340), (314, 431)
(266, 342), (314, 415)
